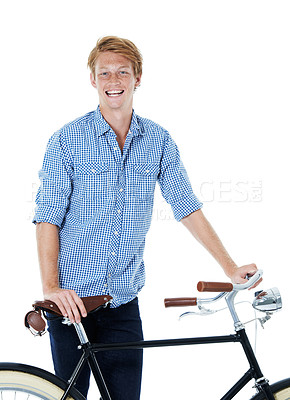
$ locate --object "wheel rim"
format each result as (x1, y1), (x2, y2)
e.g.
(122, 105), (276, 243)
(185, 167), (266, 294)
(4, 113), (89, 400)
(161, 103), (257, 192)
(274, 386), (290, 400)
(0, 371), (74, 400)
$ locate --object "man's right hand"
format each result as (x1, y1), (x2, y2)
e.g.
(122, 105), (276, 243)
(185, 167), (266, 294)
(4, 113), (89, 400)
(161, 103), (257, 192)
(44, 288), (87, 324)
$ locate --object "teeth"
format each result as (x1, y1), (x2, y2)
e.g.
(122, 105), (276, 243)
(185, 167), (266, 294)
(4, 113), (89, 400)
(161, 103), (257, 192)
(106, 90), (124, 96)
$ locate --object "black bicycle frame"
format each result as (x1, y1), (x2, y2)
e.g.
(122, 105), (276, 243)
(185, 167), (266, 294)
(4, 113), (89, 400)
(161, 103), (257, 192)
(61, 328), (275, 400)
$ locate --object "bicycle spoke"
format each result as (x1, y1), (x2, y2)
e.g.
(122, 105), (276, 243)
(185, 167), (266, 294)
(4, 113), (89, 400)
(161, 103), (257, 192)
(0, 390), (48, 400)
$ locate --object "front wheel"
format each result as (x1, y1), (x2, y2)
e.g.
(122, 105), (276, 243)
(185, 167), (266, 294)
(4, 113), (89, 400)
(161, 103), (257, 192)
(251, 378), (290, 400)
(0, 362), (85, 400)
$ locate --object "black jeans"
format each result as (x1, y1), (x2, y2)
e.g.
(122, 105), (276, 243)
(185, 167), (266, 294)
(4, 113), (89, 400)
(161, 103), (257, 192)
(47, 298), (143, 399)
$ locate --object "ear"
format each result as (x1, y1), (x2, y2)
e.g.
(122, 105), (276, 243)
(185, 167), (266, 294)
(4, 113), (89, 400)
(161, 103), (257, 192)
(134, 73), (142, 89)
(90, 72), (97, 89)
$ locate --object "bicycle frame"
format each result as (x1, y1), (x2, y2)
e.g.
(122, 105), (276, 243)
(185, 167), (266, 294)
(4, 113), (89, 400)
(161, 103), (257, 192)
(61, 327), (275, 399)
(59, 271), (276, 400)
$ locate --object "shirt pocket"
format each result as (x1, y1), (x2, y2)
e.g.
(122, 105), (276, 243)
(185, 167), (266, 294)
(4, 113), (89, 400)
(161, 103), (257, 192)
(130, 163), (159, 201)
(75, 162), (109, 176)
(75, 162), (109, 193)
(74, 162), (110, 223)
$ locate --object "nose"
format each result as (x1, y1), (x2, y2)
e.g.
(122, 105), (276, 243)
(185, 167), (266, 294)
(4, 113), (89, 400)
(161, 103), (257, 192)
(109, 72), (121, 85)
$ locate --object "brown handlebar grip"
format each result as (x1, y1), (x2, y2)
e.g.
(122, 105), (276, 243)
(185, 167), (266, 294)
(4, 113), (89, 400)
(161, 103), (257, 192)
(164, 297), (197, 308)
(197, 281), (233, 292)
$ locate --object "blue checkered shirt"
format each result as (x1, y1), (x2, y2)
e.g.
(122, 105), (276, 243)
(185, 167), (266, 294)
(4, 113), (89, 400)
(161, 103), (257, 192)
(33, 107), (202, 307)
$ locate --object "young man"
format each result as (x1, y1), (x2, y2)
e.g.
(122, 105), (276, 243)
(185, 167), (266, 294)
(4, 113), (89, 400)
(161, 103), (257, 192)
(33, 36), (259, 399)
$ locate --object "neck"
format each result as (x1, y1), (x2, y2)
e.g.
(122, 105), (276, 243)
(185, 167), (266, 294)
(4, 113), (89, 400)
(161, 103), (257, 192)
(100, 105), (133, 138)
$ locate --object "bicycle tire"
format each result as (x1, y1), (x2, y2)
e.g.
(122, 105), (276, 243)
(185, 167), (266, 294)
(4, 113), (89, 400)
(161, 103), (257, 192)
(0, 362), (85, 400)
(250, 378), (290, 400)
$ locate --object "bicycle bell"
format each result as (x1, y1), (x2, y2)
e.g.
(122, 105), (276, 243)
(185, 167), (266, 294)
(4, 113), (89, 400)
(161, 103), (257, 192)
(252, 287), (282, 312)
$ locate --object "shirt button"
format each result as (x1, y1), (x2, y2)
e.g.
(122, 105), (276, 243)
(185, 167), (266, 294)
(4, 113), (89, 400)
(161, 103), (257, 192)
(117, 210), (121, 214)
(111, 251), (116, 256)
(119, 188), (123, 192)
(114, 231), (118, 236)
(108, 273), (111, 278)
(114, 147), (118, 151)
(104, 283), (108, 288)
(91, 169), (96, 173)
(146, 169), (149, 173)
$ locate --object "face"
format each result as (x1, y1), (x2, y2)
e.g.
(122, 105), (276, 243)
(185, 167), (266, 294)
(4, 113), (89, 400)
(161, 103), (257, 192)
(90, 52), (141, 113)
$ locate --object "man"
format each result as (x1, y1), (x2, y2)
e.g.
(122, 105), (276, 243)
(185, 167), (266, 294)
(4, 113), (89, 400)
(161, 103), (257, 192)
(33, 36), (258, 399)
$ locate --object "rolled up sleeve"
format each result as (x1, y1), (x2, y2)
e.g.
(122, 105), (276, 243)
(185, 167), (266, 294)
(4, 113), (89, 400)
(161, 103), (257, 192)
(32, 131), (73, 228)
(158, 132), (203, 221)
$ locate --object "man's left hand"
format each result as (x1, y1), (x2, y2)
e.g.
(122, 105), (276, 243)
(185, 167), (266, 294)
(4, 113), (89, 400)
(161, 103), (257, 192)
(229, 263), (262, 289)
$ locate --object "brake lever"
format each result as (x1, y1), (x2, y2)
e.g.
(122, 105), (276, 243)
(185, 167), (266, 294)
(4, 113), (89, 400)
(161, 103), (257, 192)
(179, 306), (217, 320)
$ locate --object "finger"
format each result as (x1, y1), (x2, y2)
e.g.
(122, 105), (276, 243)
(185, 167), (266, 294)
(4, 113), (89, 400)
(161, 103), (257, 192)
(237, 277), (249, 284)
(248, 277), (263, 290)
(61, 294), (75, 323)
(231, 273), (248, 284)
(244, 264), (258, 276)
(245, 271), (256, 279)
(55, 292), (77, 323)
(45, 293), (69, 318)
(63, 293), (82, 323)
(57, 302), (69, 318)
(63, 291), (85, 323)
(71, 292), (87, 319)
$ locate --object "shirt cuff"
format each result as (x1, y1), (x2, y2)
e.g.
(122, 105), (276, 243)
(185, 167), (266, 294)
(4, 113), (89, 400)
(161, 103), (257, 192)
(32, 205), (66, 228)
(171, 195), (203, 222)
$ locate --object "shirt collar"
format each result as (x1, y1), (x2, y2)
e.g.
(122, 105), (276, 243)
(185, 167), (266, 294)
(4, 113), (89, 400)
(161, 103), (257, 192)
(94, 106), (111, 136)
(94, 106), (145, 137)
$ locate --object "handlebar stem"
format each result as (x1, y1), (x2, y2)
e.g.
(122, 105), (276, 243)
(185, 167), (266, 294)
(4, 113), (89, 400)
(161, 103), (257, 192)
(195, 270), (263, 330)
(225, 291), (245, 331)
(226, 270), (263, 330)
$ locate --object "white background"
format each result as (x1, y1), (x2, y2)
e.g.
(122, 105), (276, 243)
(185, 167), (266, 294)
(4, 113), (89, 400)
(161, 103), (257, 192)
(0, 1), (289, 399)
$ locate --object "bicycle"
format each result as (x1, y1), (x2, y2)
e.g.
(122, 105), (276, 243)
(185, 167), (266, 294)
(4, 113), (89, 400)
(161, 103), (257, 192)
(0, 270), (289, 399)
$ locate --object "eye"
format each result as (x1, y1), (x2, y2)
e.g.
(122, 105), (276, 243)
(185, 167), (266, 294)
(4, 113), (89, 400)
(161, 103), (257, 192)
(99, 72), (109, 78)
(119, 70), (129, 75)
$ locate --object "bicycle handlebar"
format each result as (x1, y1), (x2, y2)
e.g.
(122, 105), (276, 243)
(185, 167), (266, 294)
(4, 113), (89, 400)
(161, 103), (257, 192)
(197, 281), (233, 292)
(197, 270), (263, 293)
(164, 297), (197, 308)
(164, 270), (263, 308)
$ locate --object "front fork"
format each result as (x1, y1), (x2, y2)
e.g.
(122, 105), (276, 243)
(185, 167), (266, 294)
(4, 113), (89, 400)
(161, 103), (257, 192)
(238, 329), (275, 400)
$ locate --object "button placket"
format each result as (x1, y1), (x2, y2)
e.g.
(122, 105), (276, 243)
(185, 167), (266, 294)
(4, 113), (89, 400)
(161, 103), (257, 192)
(107, 161), (126, 281)
(107, 132), (122, 165)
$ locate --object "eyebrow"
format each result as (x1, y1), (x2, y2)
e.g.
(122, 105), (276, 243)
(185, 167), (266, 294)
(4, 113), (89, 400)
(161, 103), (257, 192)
(98, 65), (131, 70)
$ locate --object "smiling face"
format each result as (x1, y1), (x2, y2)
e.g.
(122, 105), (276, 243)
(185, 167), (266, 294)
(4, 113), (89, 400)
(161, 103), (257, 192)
(90, 51), (141, 114)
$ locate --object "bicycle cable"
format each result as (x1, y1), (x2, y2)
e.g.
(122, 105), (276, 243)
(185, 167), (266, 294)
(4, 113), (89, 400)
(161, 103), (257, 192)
(179, 301), (259, 353)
